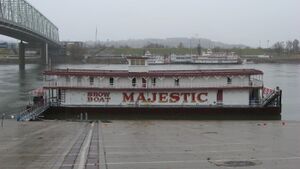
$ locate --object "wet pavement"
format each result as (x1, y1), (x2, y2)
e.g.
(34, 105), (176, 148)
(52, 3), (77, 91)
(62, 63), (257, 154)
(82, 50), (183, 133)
(0, 120), (300, 169)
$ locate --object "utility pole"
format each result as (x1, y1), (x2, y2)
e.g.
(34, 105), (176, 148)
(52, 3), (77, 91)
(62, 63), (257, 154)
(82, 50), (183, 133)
(190, 38), (192, 56)
(95, 27), (98, 47)
(259, 40), (261, 48)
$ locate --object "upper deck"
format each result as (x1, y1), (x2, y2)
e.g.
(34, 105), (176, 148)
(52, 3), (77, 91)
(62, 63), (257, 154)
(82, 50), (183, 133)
(43, 68), (264, 90)
(44, 68), (263, 77)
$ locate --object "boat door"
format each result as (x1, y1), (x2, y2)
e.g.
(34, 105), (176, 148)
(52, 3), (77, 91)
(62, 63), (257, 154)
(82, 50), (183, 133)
(142, 78), (147, 88)
(217, 89), (223, 105)
(57, 89), (62, 104)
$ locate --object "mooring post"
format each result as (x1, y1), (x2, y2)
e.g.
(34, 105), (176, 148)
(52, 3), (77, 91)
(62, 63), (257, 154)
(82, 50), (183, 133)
(80, 113), (83, 121)
(19, 41), (25, 70)
(85, 112), (88, 121)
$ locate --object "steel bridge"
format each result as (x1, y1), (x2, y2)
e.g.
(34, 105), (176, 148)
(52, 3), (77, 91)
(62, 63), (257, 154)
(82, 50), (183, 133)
(0, 0), (60, 67)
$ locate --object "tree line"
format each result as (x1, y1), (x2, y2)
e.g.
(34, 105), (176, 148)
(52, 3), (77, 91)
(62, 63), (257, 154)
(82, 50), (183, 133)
(273, 39), (299, 54)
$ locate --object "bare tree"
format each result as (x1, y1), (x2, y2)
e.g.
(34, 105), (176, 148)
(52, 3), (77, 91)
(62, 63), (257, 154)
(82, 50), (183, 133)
(273, 41), (285, 54)
(286, 41), (293, 54)
(293, 39), (299, 53)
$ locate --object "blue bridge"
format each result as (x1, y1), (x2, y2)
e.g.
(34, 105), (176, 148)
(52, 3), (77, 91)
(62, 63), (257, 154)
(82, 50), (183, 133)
(0, 0), (60, 68)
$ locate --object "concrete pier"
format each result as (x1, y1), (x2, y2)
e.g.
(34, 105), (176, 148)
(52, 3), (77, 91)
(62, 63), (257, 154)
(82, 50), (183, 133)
(41, 43), (49, 65)
(19, 41), (25, 70)
(0, 120), (300, 169)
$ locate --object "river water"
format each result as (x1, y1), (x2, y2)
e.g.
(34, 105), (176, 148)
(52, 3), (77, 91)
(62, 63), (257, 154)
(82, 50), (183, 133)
(0, 63), (299, 120)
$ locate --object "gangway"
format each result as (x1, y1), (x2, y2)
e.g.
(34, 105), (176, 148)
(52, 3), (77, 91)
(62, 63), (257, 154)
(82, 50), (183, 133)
(17, 104), (49, 122)
(261, 89), (282, 107)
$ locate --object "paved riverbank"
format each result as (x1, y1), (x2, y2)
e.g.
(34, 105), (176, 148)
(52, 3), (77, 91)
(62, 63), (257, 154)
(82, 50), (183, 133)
(0, 120), (300, 169)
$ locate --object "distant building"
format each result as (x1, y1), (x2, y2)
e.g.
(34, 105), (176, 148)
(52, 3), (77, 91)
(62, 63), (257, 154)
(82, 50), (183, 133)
(61, 41), (85, 48)
(61, 41), (85, 56)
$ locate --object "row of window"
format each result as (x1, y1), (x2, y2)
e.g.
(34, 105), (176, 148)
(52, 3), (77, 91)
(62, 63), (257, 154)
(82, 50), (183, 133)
(66, 77), (114, 86)
(66, 77), (180, 87)
(65, 77), (233, 86)
(131, 59), (146, 65)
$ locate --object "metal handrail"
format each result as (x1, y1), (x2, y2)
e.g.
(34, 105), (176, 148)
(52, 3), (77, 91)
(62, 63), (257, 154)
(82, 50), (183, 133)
(46, 80), (263, 89)
(17, 103), (49, 121)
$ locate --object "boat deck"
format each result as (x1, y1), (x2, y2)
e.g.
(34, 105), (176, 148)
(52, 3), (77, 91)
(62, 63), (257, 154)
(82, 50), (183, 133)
(0, 120), (299, 169)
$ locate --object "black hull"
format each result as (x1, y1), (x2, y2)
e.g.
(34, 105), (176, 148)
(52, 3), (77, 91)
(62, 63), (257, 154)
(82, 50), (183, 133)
(43, 106), (281, 120)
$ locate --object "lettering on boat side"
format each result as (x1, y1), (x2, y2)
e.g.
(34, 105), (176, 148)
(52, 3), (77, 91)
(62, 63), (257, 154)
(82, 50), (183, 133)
(87, 92), (111, 102)
(123, 92), (208, 103)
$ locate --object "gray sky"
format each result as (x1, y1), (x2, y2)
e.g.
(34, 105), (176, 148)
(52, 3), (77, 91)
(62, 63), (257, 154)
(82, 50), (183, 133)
(8, 0), (300, 47)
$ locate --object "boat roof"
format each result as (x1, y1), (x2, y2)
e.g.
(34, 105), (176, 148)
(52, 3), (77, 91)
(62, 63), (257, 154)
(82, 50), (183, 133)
(44, 69), (263, 77)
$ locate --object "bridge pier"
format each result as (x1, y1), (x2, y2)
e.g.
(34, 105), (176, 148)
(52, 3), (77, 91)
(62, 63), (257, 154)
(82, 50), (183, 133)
(19, 41), (25, 70)
(41, 43), (49, 65)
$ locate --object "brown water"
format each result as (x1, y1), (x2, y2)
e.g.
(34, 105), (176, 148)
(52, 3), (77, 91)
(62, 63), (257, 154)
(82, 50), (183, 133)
(0, 63), (299, 120)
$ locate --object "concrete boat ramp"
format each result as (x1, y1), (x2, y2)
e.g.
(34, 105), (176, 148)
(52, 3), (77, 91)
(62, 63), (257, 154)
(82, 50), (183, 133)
(0, 120), (300, 169)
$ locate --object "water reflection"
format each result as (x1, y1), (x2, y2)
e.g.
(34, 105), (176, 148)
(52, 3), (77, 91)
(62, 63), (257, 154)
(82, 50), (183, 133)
(0, 64), (44, 115)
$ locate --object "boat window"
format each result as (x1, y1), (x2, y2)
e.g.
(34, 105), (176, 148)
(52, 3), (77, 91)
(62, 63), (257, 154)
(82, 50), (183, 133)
(151, 78), (156, 86)
(77, 77), (82, 84)
(227, 77), (232, 84)
(131, 59), (145, 65)
(140, 59), (145, 65)
(109, 77), (114, 86)
(132, 78), (136, 87)
(66, 76), (70, 83)
(175, 78), (180, 86)
(89, 77), (94, 86)
(142, 78), (147, 88)
(131, 59), (137, 65)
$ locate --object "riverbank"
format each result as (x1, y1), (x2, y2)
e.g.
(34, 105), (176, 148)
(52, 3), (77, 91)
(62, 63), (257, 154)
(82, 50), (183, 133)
(0, 56), (41, 64)
(1, 54), (300, 64)
(243, 55), (300, 64)
(0, 120), (299, 169)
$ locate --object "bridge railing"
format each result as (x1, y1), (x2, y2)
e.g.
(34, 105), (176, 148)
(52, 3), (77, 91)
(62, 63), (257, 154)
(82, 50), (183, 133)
(0, 0), (59, 43)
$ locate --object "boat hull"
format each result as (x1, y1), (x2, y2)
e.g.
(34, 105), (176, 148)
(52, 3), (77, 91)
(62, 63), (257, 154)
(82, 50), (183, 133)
(43, 106), (281, 120)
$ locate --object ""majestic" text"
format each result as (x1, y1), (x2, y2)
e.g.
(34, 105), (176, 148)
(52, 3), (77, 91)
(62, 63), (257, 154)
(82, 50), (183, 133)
(122, 92), (208, 103)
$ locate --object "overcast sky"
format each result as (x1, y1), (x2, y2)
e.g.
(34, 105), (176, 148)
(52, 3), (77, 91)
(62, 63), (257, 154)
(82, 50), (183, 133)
(4, 0), (300, 47)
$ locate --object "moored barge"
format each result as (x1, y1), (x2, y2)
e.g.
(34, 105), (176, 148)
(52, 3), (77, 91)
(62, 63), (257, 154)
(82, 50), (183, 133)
(20, 56), (282, 120)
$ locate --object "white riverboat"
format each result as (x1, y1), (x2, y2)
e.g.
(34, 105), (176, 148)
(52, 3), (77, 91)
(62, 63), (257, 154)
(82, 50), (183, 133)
(193, 49), (242, 64)
(24, 56), (281, 120)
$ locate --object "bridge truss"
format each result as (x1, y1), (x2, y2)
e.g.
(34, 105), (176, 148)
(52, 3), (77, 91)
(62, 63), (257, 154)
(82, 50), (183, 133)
(0, 0), (59, 44)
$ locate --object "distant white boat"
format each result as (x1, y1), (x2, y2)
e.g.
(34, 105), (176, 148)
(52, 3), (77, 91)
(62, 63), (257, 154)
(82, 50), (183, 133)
(144, 49), (242, 65)
(193, 49), (242, 64)
(145, 51), (167, 65)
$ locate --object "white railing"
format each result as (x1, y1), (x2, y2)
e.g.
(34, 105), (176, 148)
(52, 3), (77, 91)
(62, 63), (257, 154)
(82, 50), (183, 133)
(45, 80), (263, 89)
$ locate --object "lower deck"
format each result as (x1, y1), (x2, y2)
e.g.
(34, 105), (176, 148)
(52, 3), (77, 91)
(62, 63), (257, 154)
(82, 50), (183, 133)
(48, 88), (265, 107)
(43, 106), (282, 120)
